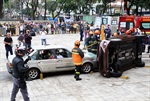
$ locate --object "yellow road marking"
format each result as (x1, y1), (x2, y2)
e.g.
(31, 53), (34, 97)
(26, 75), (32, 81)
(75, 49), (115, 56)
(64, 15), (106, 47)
(145, 66), (150, 68)
(120, 76), (129, 79)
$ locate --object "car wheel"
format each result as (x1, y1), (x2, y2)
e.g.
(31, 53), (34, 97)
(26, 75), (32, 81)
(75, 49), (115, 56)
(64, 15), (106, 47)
(135, 61), (145, 67)
(110, 71), (122, 78)
(82, 63), (92, 73)
(27, 68), (40, 79)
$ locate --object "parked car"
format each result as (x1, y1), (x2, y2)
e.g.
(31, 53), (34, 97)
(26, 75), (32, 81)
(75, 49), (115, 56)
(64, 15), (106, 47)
(7, 45), (97, 79)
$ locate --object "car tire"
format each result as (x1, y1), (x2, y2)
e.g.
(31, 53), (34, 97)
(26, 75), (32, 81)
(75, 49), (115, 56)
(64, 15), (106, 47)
(135, 61), (145, 67)
(26, 68), (40, 79)
(110, 71), (122, 78)
(82, 63), (92, 73)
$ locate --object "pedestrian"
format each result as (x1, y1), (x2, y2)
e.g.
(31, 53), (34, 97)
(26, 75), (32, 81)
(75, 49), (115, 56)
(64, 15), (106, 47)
(40, 28), (47, 45)
(146, 34), (150, 53)
(47, 23), (51, 34)
(72, 40), (84, 81)
(73, 23), (77, 34)
(61, 22), (66, 34)
(19, 23), (24, 34)
(10, 23), (16, 36)
(84, 24), (90, 39)
(24, 30), (32, 49)
(80, 24), (84, 41)
(18, 33), (24, 47)
(104, 24), (112, 39)
(4, 33), (13, 59)
(51, 23), (55, 34)
(11, 47), (30, 101)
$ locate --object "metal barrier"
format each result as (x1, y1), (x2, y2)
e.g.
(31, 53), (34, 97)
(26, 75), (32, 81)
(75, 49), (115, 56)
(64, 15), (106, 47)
(97, 35), (145, 77)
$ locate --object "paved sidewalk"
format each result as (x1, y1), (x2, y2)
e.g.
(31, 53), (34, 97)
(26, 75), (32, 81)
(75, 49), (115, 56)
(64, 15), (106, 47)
(0, 34), (150, 101)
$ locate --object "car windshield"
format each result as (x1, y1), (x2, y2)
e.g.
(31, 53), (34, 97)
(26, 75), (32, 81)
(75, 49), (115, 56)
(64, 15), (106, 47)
(22, 50), (35, 60)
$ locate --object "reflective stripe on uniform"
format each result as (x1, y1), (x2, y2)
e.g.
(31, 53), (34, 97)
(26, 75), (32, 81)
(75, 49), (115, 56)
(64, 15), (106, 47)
(72, 52), (79, 54)
(74, 62), (82, 65)
(76, 72), (80, 74)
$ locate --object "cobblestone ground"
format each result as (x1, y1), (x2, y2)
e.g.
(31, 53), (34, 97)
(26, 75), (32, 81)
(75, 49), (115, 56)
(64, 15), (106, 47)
(0, 33), (150, 101)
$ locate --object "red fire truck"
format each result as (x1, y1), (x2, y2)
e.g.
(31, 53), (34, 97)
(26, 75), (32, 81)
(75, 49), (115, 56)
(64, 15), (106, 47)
(118, 15), (150, 35)
(135, 16), (150, 34)
(118, 16), (135, 33)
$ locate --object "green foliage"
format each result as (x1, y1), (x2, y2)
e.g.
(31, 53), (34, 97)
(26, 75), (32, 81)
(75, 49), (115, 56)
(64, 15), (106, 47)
(126, 0), (150, 15)
(47, 1), (57, 12)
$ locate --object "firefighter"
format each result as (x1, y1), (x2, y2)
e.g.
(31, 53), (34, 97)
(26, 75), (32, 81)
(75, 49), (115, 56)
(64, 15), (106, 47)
(94, 30), (101, 41)
(72, 40), (84, 81)
(113, 33), (118, 37)
(125, 29), (132, 35)
(126, 28), (135, 35)
(85, 31), (98, 54)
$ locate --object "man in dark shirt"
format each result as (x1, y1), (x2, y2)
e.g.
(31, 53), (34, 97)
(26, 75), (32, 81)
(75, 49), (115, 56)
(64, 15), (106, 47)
(4, 33), (13, 59)
(18, 33), (24, 47)
(104, 24), (112, 39)
(24, 30), (32, 49)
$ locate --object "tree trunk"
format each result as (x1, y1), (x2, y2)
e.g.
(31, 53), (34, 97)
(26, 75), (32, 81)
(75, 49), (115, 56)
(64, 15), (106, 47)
(0, 0), (3, 18)
(44, 0), (47, 20)
(127, 0), (134, 15)
(52, 11), (54, 20)
(140, 6), (143, 16)
(135, 6), (138, 16)
(102, 3), (107, 15)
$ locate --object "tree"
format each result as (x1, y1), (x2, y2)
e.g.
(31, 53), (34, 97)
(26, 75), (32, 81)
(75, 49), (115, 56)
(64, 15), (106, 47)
(0, 0), (3, 18)
(24, 0), (38, 20)
(125, 0), (150, 15)
(44, 0), (47, 20)
(47, 0), (67, 19)
(47, 1), (58, 19)
(24, 0), (31, 16)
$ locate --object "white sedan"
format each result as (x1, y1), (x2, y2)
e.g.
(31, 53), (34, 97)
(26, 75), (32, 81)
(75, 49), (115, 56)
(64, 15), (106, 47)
(7, 45), (97, 79)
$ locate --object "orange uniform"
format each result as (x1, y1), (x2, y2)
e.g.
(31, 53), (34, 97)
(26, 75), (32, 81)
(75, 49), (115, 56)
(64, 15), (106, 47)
(72, 40), (84, 81)
(72, 46), (84, 65)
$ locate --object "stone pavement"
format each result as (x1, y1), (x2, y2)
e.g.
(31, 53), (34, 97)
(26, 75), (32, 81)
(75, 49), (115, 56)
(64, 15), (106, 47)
(0, 33), (150, 101)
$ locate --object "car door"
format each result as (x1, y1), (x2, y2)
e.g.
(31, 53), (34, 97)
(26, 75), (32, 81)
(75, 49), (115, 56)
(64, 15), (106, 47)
(56, 48), (75, 71)
(36, 49), (57, 73)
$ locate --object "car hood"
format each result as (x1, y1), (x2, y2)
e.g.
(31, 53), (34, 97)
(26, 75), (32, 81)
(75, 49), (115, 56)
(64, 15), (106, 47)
(8, 55), (16, 64)
(8, 54), (30, 64)
(84, 51), (96, 59)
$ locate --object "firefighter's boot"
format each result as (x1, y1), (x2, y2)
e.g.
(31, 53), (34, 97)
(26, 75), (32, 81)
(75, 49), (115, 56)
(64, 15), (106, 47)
(74, 74), (77, 79)
(147, 46), (150, 53)
(76, 74), (82, 81)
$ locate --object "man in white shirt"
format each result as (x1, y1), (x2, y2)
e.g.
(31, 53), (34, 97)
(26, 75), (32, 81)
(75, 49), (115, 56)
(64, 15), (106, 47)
(20, 23), (24, 34)
(40, 28), (47, 45)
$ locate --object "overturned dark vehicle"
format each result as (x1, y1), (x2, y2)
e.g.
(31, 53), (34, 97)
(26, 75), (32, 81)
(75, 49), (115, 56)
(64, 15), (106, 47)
(97, 35), (145, 77)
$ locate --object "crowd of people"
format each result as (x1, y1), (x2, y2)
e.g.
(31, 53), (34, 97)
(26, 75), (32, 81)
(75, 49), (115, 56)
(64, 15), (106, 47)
(0, 21), (89, 36)
(2, 20), (150, 59)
